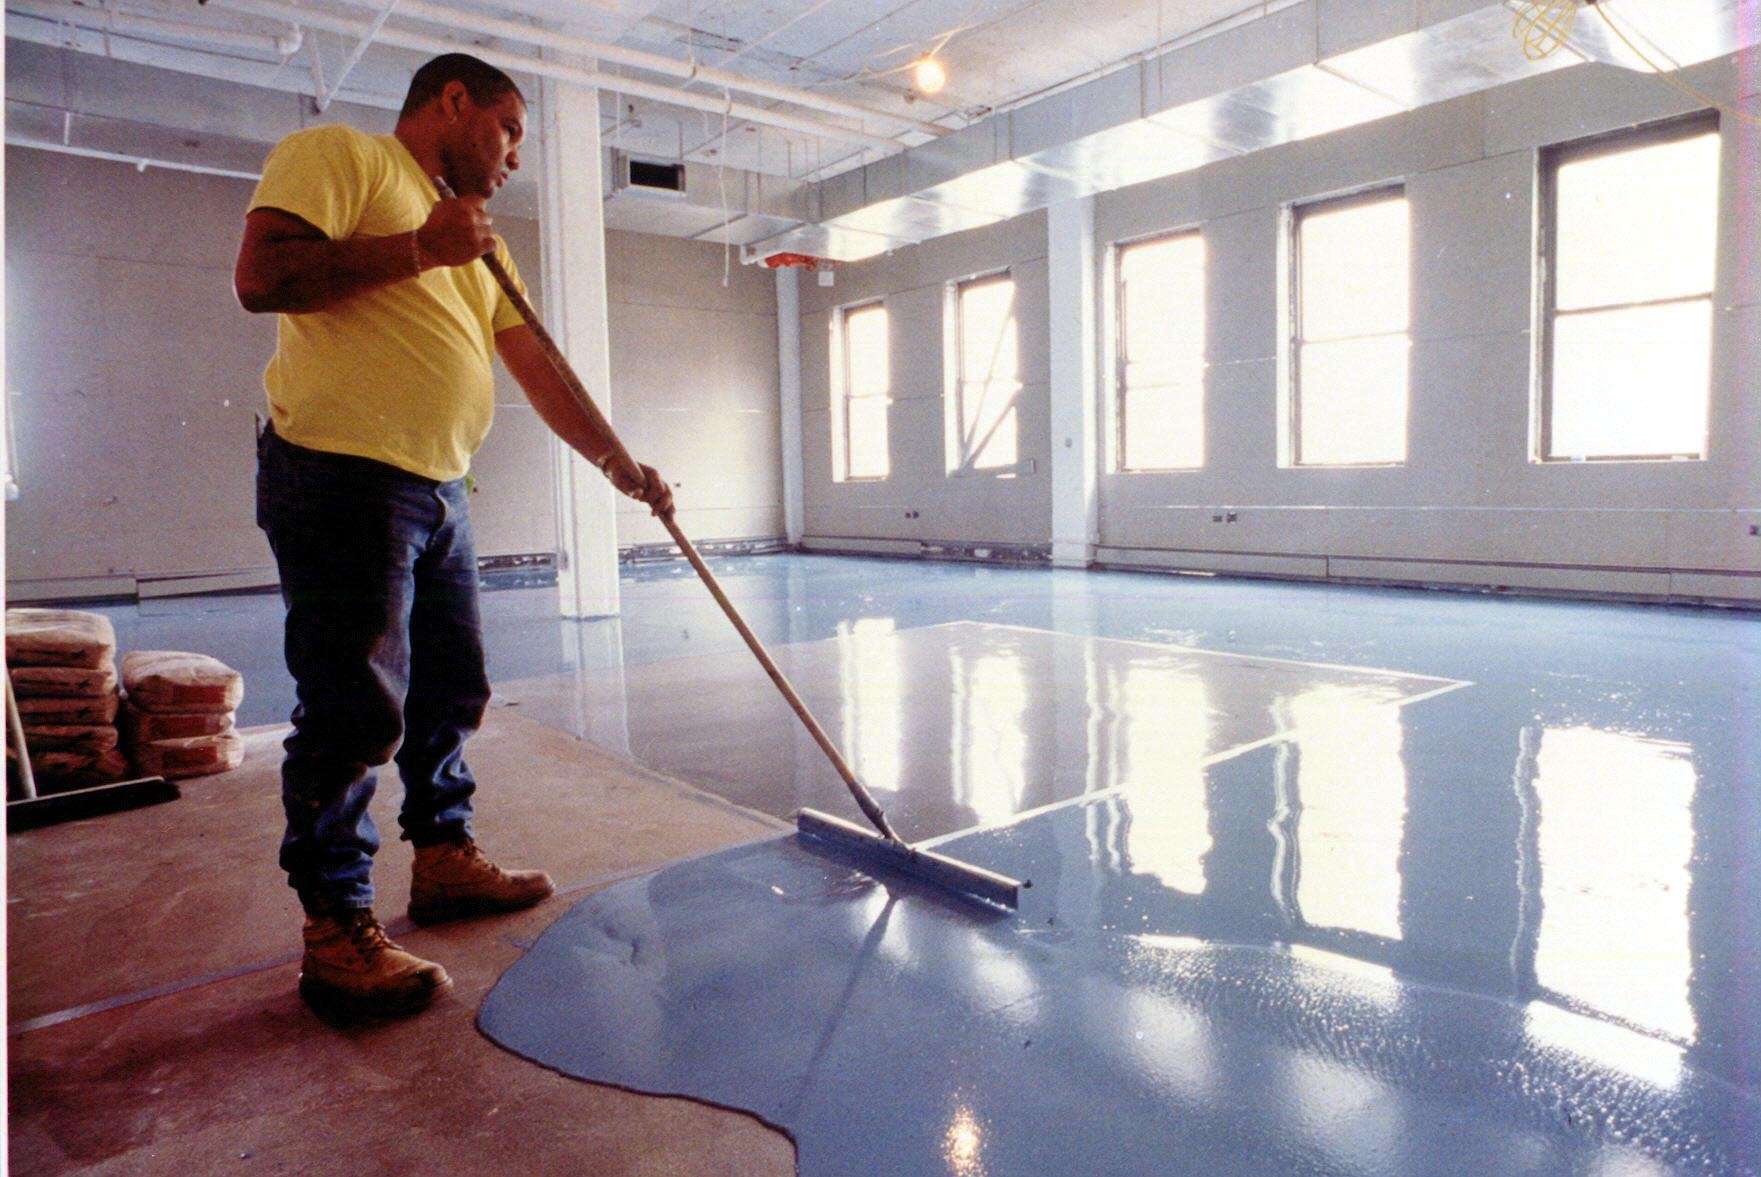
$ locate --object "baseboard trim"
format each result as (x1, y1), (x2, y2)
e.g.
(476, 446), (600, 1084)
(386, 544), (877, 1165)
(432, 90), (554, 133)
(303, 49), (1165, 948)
(1091, 546), (1760, 610)
(801, 536), (1051, 566)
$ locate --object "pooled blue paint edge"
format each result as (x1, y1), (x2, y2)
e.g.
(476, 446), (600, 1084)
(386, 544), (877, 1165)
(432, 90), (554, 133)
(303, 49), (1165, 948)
(478, 774), (1761, 1177)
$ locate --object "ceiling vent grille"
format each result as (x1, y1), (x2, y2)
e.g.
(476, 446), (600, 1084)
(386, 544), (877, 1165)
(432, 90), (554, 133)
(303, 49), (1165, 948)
(612, 150), (686, 199)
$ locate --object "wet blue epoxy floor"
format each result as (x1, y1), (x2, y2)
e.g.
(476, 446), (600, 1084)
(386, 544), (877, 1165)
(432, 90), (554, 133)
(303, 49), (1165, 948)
(86, 556), (1761, 1172)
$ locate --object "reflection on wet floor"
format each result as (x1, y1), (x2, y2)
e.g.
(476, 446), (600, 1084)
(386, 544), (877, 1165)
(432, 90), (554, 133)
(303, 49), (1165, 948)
(484, 612), (1761, 1173)
(88, 555), (1761, 1169)
(1524, 726), (1697, 1046)
(495, 620), (1463, 844)
(482, 733), (1760, 1175)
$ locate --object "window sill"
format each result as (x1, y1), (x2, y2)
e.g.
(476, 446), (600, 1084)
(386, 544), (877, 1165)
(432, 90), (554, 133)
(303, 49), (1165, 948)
(1532, 454), (1707, 465)
(945, 460), (1035, 480)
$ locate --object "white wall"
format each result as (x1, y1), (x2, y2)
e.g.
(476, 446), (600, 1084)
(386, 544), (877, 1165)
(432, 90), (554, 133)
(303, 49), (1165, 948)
(3, 150), (783, 600)
(602, 230), (782, 549)
(2, 146), (554, 599)
(795, 52), (1761, 602)
(798, 212), (1053, 549)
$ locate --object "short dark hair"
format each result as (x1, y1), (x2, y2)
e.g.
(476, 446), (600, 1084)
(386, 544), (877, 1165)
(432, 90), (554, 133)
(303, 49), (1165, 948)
(399, 54), (523, 121)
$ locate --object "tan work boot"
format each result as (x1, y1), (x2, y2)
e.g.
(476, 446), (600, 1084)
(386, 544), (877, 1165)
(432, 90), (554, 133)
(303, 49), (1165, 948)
(408, 838), (554, 926)
(298, 908), (451, 1020)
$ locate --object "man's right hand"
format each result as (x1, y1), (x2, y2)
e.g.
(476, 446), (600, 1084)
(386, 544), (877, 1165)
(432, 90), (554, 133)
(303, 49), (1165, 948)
(415, 196), (495, 268)
(607, 459), (675, 518)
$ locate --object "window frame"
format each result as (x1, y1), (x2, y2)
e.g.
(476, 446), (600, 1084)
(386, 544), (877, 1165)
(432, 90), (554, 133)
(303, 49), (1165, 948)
(1534, 110), (1721, 464)
(1286, 184), (1411, 470)
(945, 267), (1023, 477)
(1111, 227), (1208, 474)
(833, 298), (890, 483)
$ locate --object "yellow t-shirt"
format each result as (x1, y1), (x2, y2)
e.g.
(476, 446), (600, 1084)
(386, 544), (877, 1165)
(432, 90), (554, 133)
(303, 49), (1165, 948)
(248, 123), (529, 481)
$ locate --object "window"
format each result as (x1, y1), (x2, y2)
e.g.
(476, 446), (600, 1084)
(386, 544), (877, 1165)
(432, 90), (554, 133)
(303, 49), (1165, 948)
(1114, 232), (1207, 471)
(947, 273), (1020, 473)
(834, 302), (889, 480)
(1289, 188), (1411, 467)
(1540, 116), (1720, 461)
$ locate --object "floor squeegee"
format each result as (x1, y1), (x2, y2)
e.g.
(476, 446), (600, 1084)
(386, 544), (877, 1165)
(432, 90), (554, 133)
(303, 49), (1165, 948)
(439, 179), (1024, 911)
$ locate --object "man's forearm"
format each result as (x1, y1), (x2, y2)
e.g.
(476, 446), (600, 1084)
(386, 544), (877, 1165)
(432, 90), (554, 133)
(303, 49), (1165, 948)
(238, 231), (423, 314)
(521, 372), (613, 467)
(497, 324), (619, 468)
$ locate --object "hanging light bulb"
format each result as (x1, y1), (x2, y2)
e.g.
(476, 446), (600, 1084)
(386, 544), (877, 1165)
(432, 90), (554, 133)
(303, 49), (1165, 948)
(913, 55), (948, 95)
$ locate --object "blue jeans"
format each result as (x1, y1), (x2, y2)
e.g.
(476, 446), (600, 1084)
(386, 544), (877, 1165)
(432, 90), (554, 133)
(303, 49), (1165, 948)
(256, 426), (488, 913)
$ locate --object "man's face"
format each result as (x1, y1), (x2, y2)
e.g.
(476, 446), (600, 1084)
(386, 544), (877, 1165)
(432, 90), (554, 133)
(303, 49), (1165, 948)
(443, 85), (526, 200)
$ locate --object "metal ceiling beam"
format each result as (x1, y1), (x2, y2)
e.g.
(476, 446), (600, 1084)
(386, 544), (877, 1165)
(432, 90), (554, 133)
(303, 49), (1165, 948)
(202, 0), (912, 151)
(326, 0), (947, 138)
(318, 0), (400, 112)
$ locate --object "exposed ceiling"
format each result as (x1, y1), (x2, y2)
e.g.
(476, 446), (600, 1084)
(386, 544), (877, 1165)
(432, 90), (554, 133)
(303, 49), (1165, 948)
(606, 0), (1258, 173)
(5, 0), (1752, 251)
(5, 0), (1279, 180)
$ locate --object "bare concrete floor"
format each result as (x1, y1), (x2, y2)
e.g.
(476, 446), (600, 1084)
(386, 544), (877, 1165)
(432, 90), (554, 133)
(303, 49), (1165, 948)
(7, 703), (797, 1175)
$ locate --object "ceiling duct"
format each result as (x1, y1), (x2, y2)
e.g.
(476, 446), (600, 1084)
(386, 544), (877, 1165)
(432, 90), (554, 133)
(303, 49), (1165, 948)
(746, 0), (1759, 262)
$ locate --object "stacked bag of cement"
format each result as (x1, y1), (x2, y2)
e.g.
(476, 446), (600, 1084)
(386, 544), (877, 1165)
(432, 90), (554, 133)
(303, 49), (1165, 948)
(5, 608), (130, 789)
(121, 651), (245, 779)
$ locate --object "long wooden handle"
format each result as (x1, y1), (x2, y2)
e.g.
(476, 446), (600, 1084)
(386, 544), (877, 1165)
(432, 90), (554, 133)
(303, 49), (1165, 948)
(472, 246), (902, 845)
(5, 671), (39, 801)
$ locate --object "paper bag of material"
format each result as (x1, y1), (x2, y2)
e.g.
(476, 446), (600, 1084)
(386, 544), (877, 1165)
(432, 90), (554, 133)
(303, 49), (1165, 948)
(9, 664), (120, 699)
(121, 703), (237, 743)
(5, 608), (117, 669)
(121, 651), (244, 714)
(132, 731), (245, 780)
(30, 747), (132, 787)
(15, 692), (120, 725)
(20, 723), (122, 754)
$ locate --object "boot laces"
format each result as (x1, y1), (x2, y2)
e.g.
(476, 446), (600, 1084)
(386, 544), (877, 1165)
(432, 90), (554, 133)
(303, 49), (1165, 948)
(454, 838), (508, 881)
(343, 910), (393, 960)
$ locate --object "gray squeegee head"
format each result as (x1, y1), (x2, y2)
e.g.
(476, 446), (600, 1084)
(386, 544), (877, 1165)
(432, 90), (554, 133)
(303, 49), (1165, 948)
(796, 808), (1027, 911)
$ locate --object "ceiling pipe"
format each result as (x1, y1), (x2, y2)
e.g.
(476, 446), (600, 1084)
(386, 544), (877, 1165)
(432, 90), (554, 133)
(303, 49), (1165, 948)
(326, 0), (946, 138)
(6, 133), (263, 178)
(202, 0), (909, 152)
(5, 10), (403, 109)
(8, 0), (300, 55)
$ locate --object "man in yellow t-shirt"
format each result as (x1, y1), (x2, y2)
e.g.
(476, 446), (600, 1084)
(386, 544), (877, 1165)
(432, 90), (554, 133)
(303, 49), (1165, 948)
(235, 53), (672, 1021)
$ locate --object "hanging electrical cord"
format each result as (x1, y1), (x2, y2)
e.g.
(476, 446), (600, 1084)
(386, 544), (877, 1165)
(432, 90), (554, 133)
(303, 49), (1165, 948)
(1512, 0), (1761, 126)
(720, 87), (732, 287)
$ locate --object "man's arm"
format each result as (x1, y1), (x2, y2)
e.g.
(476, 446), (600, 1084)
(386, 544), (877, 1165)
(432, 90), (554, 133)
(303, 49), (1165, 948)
(233, 199), (496, 315)
(495, 323), (675, 516)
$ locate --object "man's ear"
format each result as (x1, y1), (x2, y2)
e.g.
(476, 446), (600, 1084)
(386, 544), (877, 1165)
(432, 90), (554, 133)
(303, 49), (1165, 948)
(440, 79), (471, 122)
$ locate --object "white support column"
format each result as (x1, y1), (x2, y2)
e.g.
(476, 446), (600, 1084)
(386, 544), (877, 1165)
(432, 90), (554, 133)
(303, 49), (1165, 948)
(537, 75), (620, 618)
(1048, 195), (1099, 568)
(775, 267), (805, 545)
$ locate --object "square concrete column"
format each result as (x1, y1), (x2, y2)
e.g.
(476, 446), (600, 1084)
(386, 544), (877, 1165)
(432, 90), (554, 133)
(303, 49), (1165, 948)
(1048, 196), (1099, 568)
(536, 75), (619, 618)
(776, 266), (805, 545)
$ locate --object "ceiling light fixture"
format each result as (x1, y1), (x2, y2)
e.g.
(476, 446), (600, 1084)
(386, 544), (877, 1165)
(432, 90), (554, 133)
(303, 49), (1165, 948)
(913, 55), (947, 95)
